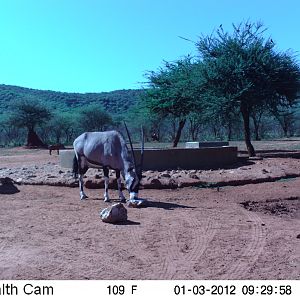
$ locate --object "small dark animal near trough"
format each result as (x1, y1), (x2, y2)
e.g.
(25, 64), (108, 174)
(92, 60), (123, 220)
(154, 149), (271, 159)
(49, 144), (65, 155)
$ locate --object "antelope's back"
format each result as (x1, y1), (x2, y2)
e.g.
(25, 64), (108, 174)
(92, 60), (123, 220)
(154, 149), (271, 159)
(73, 131), (126, 169)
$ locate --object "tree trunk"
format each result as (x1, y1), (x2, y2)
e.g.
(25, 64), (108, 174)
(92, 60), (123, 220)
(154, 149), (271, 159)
(253, 118), (260, 141)
(189, 119), (196, 141)
(272, 111), (294, 138)
(283, 126), (289, 138)
(26, 128), (47, 148)
(55, 132), (61, 144)
(173, 119), (186, 147)
(282, 116), (290, 138)
(65, 128), (74, 144)
(241, 104), (256, 157)
(254, 127), (260, 141)
(227, 120), (232, 141)
(251, 114), (262, 141)
(188, 117), (199, 141)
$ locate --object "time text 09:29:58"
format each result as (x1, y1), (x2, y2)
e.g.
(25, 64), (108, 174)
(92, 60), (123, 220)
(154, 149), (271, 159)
(173, 284), (292, 296)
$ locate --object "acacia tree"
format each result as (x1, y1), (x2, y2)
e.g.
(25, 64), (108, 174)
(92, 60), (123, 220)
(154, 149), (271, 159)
(201, 92), (241, 140)
(42, 112), (75, 144)
(9, 98), (51, 147)
(78, 104), (113, 132)
(197, 21), (300, 156)
(0, 115), (25, 146)
(124, 104), (165, 142)
(250, 106), (266, 140)
(270, 105), (297, 137)
(144, 57), (200, 147)
(187, 112), (204, 141)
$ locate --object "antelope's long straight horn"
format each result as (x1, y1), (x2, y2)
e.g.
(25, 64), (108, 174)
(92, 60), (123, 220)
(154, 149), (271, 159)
(139, 126), (144, 178)
(123, 121), (137, 170)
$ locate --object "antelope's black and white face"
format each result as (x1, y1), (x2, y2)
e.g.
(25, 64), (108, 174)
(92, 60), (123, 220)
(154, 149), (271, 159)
(125, 167), (140, 199)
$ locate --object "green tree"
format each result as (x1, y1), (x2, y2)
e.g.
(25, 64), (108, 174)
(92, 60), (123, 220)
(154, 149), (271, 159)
(78, 104), (113, 132)
(197, 21), (300, 156)
(270, 105), (297, 137)
(8, 98), (51, 147)
(144, 57), (200, 147)
(122, 103), (165, 142)
(43, 112), (75, 144)
(0, 115), (25, 146)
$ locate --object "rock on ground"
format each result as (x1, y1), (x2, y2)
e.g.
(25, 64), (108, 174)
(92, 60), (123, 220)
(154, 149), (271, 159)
(100, 203), (128, 223)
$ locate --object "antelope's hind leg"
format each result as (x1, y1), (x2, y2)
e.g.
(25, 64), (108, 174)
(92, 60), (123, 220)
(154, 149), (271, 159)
(78, 156), (89, 200)
(79, 175), (88, 200)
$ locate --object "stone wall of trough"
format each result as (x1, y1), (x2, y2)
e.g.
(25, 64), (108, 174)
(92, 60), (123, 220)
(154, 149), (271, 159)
(60, 146), (238, 171)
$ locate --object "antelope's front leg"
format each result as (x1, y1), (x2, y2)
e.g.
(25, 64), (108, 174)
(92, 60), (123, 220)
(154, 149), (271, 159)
(117, 178), (126, 203)
(116, 170), (126, 203)
(79, 174), (88, 200)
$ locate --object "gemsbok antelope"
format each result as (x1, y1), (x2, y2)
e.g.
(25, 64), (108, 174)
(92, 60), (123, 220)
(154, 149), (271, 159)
(72, 125), (144, 202)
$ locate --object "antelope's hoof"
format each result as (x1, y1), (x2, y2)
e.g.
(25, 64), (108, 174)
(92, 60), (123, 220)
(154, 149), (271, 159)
(104, 198), (110, 203)
(80, 195), (88, 200)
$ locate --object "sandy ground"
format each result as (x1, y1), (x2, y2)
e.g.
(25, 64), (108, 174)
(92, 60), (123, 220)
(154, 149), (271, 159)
(0, 147), (299, 280)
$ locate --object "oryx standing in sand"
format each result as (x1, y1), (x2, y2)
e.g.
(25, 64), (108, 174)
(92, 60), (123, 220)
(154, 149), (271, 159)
(72, 125), (144, 202)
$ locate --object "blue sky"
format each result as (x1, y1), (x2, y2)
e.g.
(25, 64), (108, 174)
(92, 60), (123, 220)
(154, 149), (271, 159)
(0, 0), (299, 93)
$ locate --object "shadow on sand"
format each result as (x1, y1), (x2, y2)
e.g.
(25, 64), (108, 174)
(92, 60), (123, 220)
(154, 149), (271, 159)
(114, 220), (141, 226)
(84, 196), (195, 211)
(0, 177), (20, 195)
(146, 200), (195, 210)
(219, 158), (255, 170)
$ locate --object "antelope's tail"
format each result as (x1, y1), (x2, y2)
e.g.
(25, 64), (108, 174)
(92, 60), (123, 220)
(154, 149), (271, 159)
(72, 155), (79, 179)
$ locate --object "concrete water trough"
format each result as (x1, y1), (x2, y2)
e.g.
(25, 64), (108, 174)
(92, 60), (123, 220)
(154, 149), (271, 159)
(185, 141), (229, 148)
(59, 146), (238, 171)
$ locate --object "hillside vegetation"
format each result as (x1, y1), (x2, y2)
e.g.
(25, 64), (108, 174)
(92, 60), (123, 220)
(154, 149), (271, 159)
(0, 84), (143, 115)
(0, 82), (299, 148)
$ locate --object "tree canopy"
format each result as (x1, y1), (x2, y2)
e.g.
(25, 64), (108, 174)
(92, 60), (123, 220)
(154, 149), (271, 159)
(78, 104), (114, 132)
(9, 98), (51, 131)
(196, 21), (300, 155)
(141, 21), (300, 152)
(143, 57), (203, 146)
(8, 98), (51, 147)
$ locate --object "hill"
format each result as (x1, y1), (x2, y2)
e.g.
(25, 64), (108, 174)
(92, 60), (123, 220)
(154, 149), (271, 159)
(0, 84), (144, 115)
